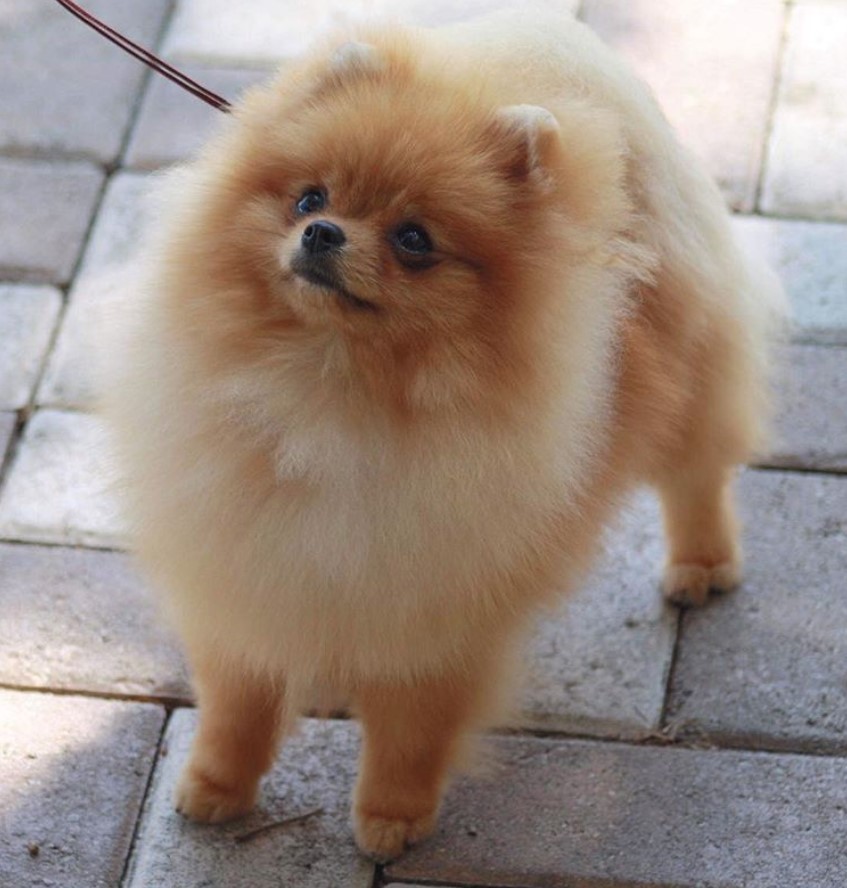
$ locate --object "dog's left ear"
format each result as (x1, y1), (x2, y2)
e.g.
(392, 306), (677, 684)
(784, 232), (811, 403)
(326, 41), (385, 82)
(490, 104), (561, 185)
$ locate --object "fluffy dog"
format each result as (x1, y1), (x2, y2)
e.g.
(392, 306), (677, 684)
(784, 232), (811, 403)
(107, 9), (782, 861)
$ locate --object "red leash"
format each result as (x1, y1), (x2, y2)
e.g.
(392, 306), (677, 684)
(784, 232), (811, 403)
(53, 0), (232, 113)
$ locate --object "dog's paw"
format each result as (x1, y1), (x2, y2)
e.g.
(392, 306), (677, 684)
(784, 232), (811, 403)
(353, 807), (437, 862)
(662, 560), (741, 608)
(175, 766), (257, 824)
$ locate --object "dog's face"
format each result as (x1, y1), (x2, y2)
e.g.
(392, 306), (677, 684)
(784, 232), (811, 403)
(174, 36), (616, 409)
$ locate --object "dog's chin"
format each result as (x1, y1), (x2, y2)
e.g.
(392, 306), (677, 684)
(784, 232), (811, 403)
(291, 265), (376, 313)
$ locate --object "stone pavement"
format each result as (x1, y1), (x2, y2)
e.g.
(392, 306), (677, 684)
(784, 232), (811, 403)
(0, 1), (845, 886)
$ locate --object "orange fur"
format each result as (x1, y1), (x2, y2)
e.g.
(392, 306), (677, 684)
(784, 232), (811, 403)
(105, 10), (783, 860)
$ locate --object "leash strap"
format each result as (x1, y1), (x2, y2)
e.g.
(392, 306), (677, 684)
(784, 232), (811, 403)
(54, 0), (232, 112)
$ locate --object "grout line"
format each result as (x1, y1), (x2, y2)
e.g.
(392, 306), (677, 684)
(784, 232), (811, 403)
(0, 681), (192, 709)
(118, 707), (172, 888)
(753, 0), (793, 212)
(657, 607), (685, 733)
(116, 0), (180, 172)
(0, 536), (128, 554)
(747, 463), (847, 478)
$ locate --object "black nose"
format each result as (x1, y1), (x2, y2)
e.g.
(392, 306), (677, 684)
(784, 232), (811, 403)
(301, 220), (346, 255)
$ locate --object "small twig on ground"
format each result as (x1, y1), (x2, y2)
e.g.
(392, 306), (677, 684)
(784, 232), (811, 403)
(234, 807), (324, 844)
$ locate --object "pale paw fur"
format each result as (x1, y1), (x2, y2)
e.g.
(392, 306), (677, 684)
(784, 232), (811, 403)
(662, 560), (741, 608)
(353, 807), (437, 862)
(175, 766), (257, 823)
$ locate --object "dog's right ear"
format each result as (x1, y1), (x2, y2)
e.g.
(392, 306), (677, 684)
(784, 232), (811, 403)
(489, 104), (561, 188)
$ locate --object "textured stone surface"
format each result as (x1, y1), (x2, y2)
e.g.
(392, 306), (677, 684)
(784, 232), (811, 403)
(0, 410), (126, 548)
(0, 285), (61, 410)
(124, 66), (271, 170)
(0, 689), (164, 888)
(761, 2), (847, 219)
(0, 543), (190, 701)
(732, 215), (847, 343)
(0, 0), (171, 164)
(668, 471), (847, 753)
(582, 0), (784, 211)
(766, 343), (847, 472)
(0, 413), (14, 464)
(39, 173), (151, 409)
(164, 0), (579, 63)
(388, 734), (847, 888)
(525, 490), (676, 736)
(126, 712), (375, 888)
(0, 158), (104, 285)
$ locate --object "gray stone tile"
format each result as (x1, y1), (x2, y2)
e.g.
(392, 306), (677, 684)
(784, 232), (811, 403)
(525, 490), (677, 737)
(0, 158), (104, 285)
(0, 285), (61, 410)
(0, 413), (14, 464)
(0, 409), (126, 548)
(388, 735), (847, 888)
(0, 0), (171, 164)
(0, 543), (190, 701)
(667, 470), (847, 753)
(581, 0), (784, 211)
(163, 0), (579, 64)
(0, 689), (164, 888)
(765, 343), (847, 472)
(124, 67), (271, 170)
(732, 215), (847, 343)
(761, 2), (847, 220)
(125, 712), (375, 888)
(38, 173), (151, 409)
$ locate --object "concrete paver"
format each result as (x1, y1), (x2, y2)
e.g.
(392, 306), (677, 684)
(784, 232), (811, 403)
(732, 215), (847, 343)
(388, 734), (847, 888)
(0, 285), (61, 411)
(163, 0), (580, 64)
(124, 66), (272, 170)
(0, 158), (104, 285)
(39, 173), (151, 410)
(0, 409), (126, 548)
(0, 689), (164, 888)
(767, 343), (847, 472)
(526, 490), (676, 737)
(0, 413), (15, 464)
(582, 0), (784, 211)
(667, 470), (847, 753)
(761, 1), (847, 220)
(0, 0), (171, 165)
(125, 712), (375, 888)
(0, 543), (189, 701)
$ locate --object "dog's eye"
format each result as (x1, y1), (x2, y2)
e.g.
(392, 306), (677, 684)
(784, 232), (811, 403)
(394, 223), (432, 255)
(295, 189), (326, 216)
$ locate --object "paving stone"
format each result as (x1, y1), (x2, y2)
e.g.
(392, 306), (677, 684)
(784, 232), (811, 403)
(124, 66), (272, 170)
(163, 0), (579, 64)
(39, 173), (151, 409)
(667, 471), (847, 753)
(525, 490), (677, 737)
(125, 712), (375, 888)
(0, 689), (164, 888)
(581, 0), (784, 212)
(388, 734), (847, 888)
(761, 2), (847, 219)
(0, 158), (104, 285)
(0, 0), (172, 164)
(0, 543), (190, 701)
(732, 215), (847, 344)
(0, 413), (14, 464)
(0, 285), (61, 410)
(765, 343), (847, 472)
(0, 409), (126, 548)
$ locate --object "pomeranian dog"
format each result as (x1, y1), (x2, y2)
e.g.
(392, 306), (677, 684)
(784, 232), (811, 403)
(107, 9), (782, 861)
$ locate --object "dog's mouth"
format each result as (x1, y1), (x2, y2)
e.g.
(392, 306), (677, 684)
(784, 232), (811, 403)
(291, 258), (376, 312)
